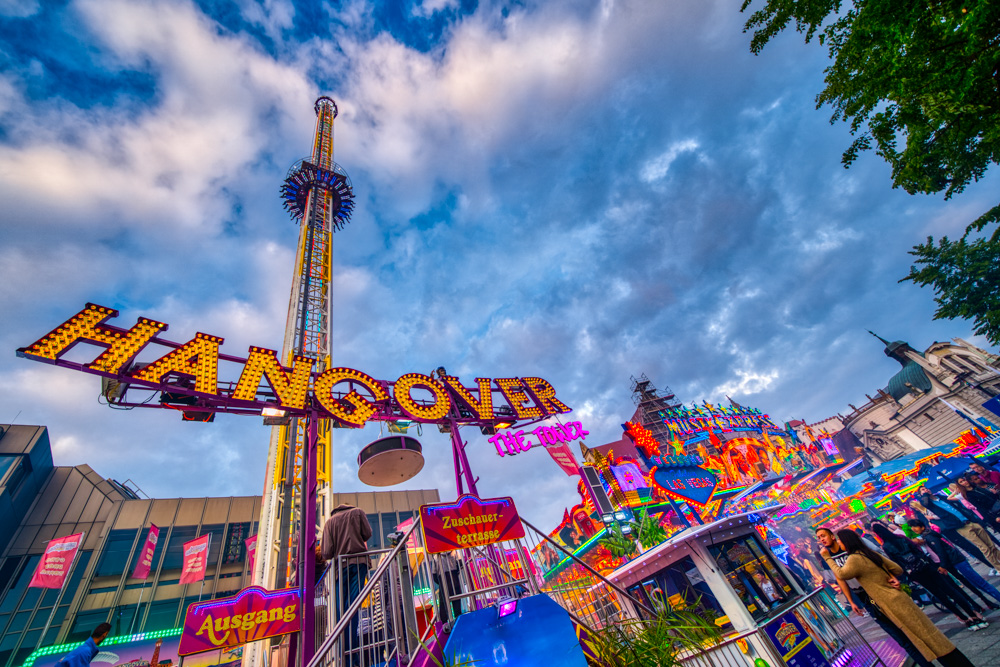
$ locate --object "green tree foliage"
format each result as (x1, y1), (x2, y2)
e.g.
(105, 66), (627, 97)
(740, 0), (1000, 340)
(904, 232), (1000, 346)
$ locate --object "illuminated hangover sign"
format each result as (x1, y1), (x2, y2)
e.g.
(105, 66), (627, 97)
(17, 303), (572, 428)
(490, 421), (589, 456)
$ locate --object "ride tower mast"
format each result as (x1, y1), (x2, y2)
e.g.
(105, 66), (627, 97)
(255, 97), (355, 594)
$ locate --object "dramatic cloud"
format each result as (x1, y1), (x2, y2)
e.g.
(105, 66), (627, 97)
(0, 0), (996, 529)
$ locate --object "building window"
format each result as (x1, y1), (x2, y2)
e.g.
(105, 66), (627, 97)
(95, 529), (139, 578)
(160, 527), (198, 571)
(222, 522), (252, 565)
(366, 514), (380, 549)
(66, 608), (111, 644)
(0, 556), (40, 614)
(144, 600), (180, 632)
(199, 524), (225, 573)
(1, 456), (31, 496)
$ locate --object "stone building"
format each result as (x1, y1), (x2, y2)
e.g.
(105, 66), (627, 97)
(840, 336), (1000, 464)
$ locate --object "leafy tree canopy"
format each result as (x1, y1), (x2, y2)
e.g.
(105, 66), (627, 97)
(741, 0), (1000, 343)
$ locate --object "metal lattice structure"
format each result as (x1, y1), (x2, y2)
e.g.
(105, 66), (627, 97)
(256, 97), (356, 606)
(630, 373), (682, 450)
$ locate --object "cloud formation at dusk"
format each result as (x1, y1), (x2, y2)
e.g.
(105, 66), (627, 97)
(1, 0), (996, 528)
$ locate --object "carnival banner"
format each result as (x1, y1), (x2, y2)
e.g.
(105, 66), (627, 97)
(132, 524), (160, 580)
(244, 536), (257, 575)
(179, 586), (300, 656)
(29, 533), (83, 589)
(546, 442), (581, 477)
(180, 534), (211, 585)
(420, 495), (525, 554)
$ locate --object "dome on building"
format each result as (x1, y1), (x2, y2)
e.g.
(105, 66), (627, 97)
(886, 360), (932, 401)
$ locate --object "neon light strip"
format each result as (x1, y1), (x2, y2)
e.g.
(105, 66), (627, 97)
(22, 629), (184, 667)
(423, 496), (511, 511)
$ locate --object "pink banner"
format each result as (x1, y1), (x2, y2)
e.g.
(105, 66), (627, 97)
(245, 536), (257, 574)
(545, 442), (580, 476)
(179, 586), (300, 656)
(29, 533), (83, 589)
(180, 534), (211, 585)
(131, 524), (160, 580)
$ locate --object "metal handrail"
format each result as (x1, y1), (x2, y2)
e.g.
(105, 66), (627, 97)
(521, 518), (655, 616)
(306, 518), (421, 667)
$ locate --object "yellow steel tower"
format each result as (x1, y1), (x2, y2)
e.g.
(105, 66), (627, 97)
(255, 97), (355, 595)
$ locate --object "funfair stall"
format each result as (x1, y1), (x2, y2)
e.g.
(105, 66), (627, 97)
(606, 509), (874, 667)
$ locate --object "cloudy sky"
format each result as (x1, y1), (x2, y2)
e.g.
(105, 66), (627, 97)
(1, 0), (997, 529)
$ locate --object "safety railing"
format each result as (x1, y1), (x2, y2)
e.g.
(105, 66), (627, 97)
(308, 519), (434, 667)
(678, 588), (886, 667)
(519, 518), (653, 633)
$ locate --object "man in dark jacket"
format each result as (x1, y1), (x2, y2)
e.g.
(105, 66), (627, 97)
(56, 623), (110, 667)
(908, 519), (1000, 610)
(321, 505), (373, 666)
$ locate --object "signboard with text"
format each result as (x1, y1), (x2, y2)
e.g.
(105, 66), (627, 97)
(650, 465), (718, 507)
(420, 495), (525, 554)
(179, 586), (301, 656)
(763, 612), (830, 667)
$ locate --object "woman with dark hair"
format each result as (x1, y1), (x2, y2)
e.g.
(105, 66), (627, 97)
(823, 531), (977, 666)
(956, 476), (1000, 526)
(870, 522), (988, 630)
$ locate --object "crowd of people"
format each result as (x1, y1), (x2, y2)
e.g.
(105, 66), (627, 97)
(782, 459), (1000, 667)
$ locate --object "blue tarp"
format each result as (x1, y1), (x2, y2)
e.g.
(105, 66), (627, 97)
(837, 443), (961, 497)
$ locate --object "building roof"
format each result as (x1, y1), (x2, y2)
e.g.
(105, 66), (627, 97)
(886, 359), (933, 401)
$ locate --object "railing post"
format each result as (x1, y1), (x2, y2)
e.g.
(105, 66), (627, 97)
(393, 535), (420, 659)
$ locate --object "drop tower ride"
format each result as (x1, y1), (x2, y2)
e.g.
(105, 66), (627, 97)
(255, 97), (355, 594)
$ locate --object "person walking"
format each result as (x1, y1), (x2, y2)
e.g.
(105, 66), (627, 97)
(870, 523), (988, 631)
(918, 485), (1000, 571)
(907, 519), (1000, 610)
(321, 504), (373, 667)
(822, 531), (977, 667)
(956, 476), (1000, 527)
(55, 623), (111, 667)
(970, 461), (1000, 488)
(814, 527), (933, 667)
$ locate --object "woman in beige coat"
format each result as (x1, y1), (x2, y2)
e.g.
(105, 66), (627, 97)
(822, 530), (976, 666)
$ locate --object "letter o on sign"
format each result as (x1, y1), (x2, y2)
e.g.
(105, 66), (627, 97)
(393, 373), (451, 421)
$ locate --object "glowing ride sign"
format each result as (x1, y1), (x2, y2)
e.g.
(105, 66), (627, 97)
(17, 303), (572, 428)
(179, 586), (300, 655)
(490, 421), (589, 457)
(420, 495), (525, 553)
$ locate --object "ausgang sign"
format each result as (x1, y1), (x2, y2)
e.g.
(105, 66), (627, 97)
(17, 303), (572, 427)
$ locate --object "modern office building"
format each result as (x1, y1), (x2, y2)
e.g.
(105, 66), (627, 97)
(0, 424), (439, 667)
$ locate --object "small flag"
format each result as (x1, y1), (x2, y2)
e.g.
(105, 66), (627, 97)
(180, 534), (211, 585)
(131, 524), (160, 580)
(29, 533), (83, 589)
